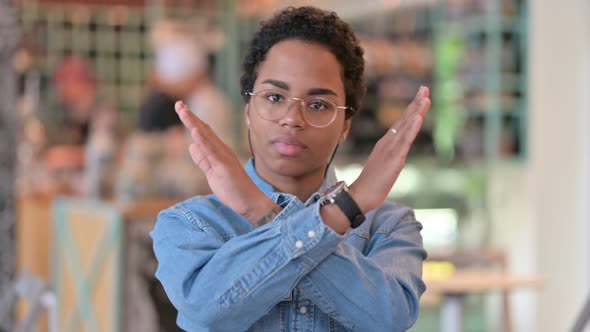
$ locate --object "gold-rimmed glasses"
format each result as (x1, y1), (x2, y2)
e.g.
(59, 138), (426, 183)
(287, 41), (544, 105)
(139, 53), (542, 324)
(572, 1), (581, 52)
(246, 89), (353, 128)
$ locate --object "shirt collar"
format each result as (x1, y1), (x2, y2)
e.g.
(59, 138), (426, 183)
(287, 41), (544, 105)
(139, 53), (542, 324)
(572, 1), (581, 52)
(245, 158), (338, 205)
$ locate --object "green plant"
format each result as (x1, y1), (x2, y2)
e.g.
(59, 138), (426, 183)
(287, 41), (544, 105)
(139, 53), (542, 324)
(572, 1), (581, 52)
(433, 33), (466, 163)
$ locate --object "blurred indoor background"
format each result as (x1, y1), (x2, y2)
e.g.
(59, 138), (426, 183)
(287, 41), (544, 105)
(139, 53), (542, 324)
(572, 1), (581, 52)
(0, 0), (588, 331)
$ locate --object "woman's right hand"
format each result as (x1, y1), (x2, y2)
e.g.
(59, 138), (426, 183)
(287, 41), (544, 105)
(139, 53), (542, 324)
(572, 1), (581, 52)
(348, 86), (431, 213)
(174, 101), (277, 224)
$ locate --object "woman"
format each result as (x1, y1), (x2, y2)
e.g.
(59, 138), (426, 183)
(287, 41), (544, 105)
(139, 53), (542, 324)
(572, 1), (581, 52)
(151, 6), (431, 332)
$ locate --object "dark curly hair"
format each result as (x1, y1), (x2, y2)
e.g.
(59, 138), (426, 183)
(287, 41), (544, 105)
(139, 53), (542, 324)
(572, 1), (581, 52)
(240, 6), (366, 119)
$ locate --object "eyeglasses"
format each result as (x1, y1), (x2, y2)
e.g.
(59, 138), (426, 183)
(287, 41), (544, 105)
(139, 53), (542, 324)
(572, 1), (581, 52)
(246, 89), (353, 128)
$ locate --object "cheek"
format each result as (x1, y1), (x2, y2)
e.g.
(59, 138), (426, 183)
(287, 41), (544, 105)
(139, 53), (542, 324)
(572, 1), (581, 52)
(248, 121), (267, 150)
(310, 130), (341, 157)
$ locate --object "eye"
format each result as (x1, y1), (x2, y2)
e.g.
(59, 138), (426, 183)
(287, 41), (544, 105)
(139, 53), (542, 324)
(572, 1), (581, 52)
(307, 99), (330, 112)
(264, 92), (285, 104)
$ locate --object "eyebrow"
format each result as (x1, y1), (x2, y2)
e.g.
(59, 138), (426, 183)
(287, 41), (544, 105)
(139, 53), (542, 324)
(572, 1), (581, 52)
(307, 88), (338, 97)
(261, 79), (339, 97)
(261, 79), (289, 90)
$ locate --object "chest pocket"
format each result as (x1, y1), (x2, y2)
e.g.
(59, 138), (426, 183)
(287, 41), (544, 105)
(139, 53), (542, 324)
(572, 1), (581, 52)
(329, 317), (351, 332)
(247, 302), (286, 332)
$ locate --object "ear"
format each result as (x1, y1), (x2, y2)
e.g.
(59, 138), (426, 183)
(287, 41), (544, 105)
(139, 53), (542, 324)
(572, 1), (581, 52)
(245, 104), (251, 127)
(339, 118), (352, 143)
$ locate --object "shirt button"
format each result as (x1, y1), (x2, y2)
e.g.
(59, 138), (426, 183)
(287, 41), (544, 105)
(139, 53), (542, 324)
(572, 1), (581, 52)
(299, 306), (308, 314)
(295, 240), (304, 248)
(307, 230), (316, 238)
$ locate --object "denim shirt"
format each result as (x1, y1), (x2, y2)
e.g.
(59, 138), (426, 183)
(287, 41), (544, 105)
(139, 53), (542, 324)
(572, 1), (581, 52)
(151, 159), (427, 332)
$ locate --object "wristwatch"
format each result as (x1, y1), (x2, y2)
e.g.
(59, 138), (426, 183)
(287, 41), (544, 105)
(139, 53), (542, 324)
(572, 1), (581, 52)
(319, 181), (366, 228)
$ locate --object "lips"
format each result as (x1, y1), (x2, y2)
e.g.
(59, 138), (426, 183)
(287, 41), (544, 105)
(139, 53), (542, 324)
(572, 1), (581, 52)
(271, 135), (308, 156)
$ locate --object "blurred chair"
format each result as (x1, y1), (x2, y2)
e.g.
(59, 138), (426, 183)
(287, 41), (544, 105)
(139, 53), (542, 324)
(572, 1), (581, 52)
(116, 199), (181, 332)
(0, 272), (57, 332)
(16, 195), (53, 283)
(426, 248), (512, 332)
(14, 195), (54, 332)
(52, 197), (123, 332)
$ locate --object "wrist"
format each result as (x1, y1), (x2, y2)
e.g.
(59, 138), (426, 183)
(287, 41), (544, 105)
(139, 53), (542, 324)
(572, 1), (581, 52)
(243, 195), (281, 227)
(319, 181), (366, 230)
(347, 183), (372, 214)
(319, 203), (351, 234)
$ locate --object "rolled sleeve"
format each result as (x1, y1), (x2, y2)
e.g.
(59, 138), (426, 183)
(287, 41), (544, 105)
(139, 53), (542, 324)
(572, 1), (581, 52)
(281, 202), (342, 270)
(296, 204), (427, 331)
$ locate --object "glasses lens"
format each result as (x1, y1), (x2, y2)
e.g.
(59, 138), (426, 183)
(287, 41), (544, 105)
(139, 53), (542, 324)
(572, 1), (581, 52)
(251, 90), (338, 127)
(252, 90), (288, 121)
(302, 98), (337, 127)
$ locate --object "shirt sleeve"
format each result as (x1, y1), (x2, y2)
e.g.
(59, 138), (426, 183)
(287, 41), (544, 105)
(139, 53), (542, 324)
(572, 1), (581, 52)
(296, 206), (427, 332)
(150, 196), (343, 330)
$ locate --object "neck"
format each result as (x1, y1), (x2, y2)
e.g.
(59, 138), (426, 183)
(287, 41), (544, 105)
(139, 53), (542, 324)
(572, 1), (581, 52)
(254, 160), (326, 203)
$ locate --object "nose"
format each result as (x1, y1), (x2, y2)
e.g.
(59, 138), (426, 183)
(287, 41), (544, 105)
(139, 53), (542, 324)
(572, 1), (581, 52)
(278, 98), (307, 128)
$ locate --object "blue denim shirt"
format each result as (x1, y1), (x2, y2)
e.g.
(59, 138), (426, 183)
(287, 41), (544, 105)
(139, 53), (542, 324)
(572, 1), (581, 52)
(151, 159), (426, 332)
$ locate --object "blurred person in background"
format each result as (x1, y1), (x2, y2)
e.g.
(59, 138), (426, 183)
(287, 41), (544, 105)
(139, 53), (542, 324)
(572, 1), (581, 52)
(115, 90), (208, 202)
(115, 29), (226, 326)
(151, 6), (430, 331)
(116, 89), (194, 332)
(150, 19), (235, 149)
(47, 55), (116, 146)
(115, 19), (229, 202)
(41, 55), (117, 197)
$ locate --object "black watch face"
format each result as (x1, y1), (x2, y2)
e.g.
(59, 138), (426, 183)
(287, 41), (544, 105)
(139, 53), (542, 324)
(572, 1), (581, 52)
(351, 214), (366, 228)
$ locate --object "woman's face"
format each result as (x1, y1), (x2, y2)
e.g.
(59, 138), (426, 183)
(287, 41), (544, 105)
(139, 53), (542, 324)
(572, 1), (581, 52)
(245, 39), (351, 183)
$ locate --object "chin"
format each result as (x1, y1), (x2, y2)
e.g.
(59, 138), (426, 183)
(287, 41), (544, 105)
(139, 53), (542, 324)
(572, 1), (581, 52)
(258, 152), (324, 179)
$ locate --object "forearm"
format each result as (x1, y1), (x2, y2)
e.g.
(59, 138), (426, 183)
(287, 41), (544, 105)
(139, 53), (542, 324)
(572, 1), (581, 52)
(319, 201), (351, 234)
(296, 217), (427, 331)
(247, 189), (349, 234)
(298, 244), (425, 331)
(242, 196), (283, 228)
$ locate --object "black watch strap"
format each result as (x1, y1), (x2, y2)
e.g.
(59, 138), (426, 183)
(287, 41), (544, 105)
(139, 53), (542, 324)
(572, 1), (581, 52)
(333, 189), (366, 228)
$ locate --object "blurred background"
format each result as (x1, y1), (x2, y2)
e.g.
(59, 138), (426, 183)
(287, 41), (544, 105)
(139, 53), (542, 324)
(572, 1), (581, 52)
(0, 0), (588, 331)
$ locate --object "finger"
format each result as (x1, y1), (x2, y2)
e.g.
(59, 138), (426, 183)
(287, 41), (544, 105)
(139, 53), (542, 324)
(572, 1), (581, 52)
(419, 86), (430, 99)
(407, 114), (424, 143)
(189, 142), (212, 174)
(176, 100), (221, 145)
(387, 110), (418, 141)
(188, 126), (221, 173)
(189, 117), (227, 152)
(406, 86), (428, 115)
(175, 100), (199, 129)
(387, 111), (425, 150)
(385, 116), (423, 164)
(408, 86), (430, 117)
(391, 87), (430, 129)
(389, 86), (429, 134)
(175, 100), (210, 132)
(416, 97), (431, 117)
(189, 126), (233, 171)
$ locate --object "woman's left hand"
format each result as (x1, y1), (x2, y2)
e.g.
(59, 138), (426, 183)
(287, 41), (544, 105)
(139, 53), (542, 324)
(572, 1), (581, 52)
(174, 101), (276, 222)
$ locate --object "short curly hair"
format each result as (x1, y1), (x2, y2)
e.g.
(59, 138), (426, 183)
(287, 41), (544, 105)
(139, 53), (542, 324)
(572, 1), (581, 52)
(240, 6), (366, 119)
